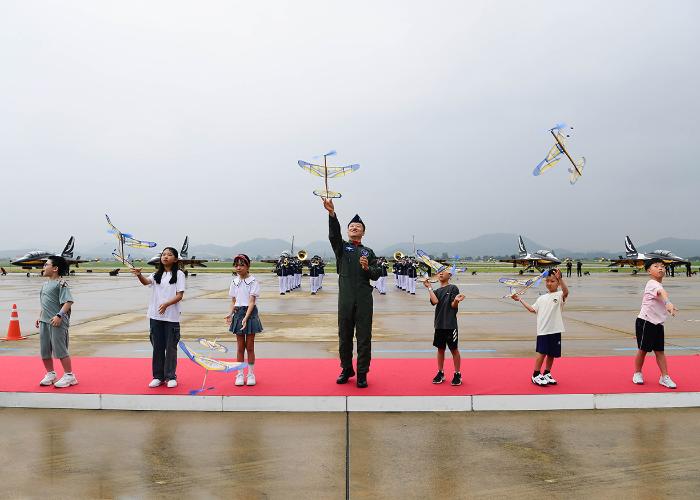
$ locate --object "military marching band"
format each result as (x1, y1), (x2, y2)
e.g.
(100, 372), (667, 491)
(271, 248), (425, 297)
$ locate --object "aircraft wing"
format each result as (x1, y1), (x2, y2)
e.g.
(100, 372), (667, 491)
(499, 257), (558, 269)
(16, 260), (47, 269)
(608, 258), (645, 268)
(181, 259), (209, 268)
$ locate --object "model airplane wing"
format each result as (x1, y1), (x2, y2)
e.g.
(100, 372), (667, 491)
(533, 141), (564, 176)
(298, 160), (360, 178)
(179, 341), (245, 372)
(500, 270), (547, 298)
(416, 249), (448, 273)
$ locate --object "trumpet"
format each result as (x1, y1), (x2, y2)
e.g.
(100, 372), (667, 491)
(393, 250), (404, 261)
(297, 250), (308, 261)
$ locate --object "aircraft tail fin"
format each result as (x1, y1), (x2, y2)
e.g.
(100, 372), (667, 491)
(61, 237), (75, 259)
(625, 236), (637, 256)
(518, 236), (527, 257)
(181, 236), (189, 259)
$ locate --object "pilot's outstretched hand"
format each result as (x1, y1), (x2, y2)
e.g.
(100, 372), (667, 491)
(322, 198), (335, 215)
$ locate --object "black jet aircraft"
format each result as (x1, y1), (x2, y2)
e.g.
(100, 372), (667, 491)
(11, 237), (89, 269)
(147, 236), (208, 268)
(608, 236), (689, 270)
(499, 235), (561, 271)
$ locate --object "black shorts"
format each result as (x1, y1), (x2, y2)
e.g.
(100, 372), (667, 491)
(535, 332), (561, 357)
(433, 329), (459, 350)
(636, 318), (664, 352)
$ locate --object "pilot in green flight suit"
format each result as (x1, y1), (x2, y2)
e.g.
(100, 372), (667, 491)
(323, 198), (382, 388)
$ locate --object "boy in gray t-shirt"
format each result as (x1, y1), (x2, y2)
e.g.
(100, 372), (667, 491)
(423, 266), (465, 385)
(35, 256), (77, 388)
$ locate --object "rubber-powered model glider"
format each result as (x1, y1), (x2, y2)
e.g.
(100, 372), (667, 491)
(533, 123), (586, 185)
(105, 214), (157, 269)
(298, 150), (360, 199)
(499, 270), (548, 299)
(178, 340), (247, 395)
(416, 249), (449, 274)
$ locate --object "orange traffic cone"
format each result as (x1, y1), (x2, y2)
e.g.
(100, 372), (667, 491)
(5, 304), (25, 340)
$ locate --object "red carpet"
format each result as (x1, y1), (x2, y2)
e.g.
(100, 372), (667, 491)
(1, 355), (698, 396)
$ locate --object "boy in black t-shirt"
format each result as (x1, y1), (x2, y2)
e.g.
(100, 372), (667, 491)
(423, 267), (465, 385)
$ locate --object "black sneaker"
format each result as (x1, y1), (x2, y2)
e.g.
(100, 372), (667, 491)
(356, 373), (368, 388)
(432, 371), (445, 384)
(336, 368), (355, 384)
(451, 373), (462, 386)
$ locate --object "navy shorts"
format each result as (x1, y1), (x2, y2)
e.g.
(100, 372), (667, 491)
(433, 329), (459, 350)
(636, 318), (664, 352)
(536, 332), (561, 357)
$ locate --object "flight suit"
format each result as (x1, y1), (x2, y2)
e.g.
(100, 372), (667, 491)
(329, 214), (382, 374)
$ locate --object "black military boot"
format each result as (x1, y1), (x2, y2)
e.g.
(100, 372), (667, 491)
(356, 372), (368, 388)
(336, 368), (355, 384)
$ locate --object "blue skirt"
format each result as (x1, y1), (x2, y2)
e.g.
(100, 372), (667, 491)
(229, 306), (263, 335)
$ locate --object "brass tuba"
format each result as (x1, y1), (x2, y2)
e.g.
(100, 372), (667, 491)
(297, 250), (308, 261)
(393, 251), (404, 261)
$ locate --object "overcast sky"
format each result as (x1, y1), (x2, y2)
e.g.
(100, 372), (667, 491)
(1, 1), (698, 253)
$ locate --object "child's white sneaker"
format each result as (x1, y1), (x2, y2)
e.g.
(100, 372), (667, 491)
(148, 378), (162, 388)
(659, 375), (677, 389)
(632, 372), (644, 385)
(54, 373), (78, 388)
(542, 373), (557, 385)
(40, 371), (57, 386)
(166, 379), (178, 388)
(246, 373), (256, 386)
(235, 372), (245, 386)
(531, 374), (548, 386)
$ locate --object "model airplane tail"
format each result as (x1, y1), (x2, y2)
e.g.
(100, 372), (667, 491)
(568, 157), (585, 184)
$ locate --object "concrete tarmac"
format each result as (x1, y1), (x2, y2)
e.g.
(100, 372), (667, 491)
(2, 273), (700, 498)
(1, 408), (700, 499)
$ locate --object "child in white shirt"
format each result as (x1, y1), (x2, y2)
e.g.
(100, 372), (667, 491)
(225, 254), (263, 386)
(131, 247), (186, 389)
(513, 269), (568, 386)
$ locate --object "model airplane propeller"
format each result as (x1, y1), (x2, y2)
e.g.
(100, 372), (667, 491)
(298, 150), (360, 199)
(533, 123), (586, 185)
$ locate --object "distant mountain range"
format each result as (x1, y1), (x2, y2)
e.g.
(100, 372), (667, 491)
(2, 235), (700, 260)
